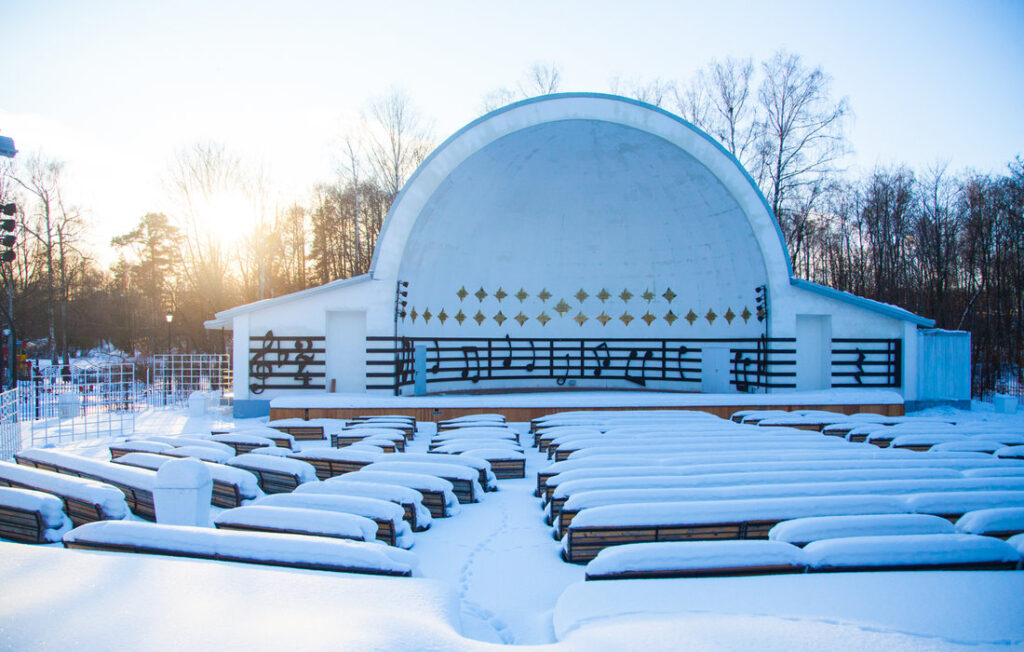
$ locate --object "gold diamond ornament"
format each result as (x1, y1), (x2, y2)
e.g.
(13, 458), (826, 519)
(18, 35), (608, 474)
(538, 289), (552, 302)
(641, 289), (655, 302)
(494, 311), (507, 326)
(422, 308), (432, 324)
(741, 307), (752, 323)
(514, 312), (529, 326)
(473, 310), (486, 325)
(597, 288), (611, 302)
(554, 299), (571, 315)
(685, 310), (698, 325)
(664, 310), (678, 325)
(574, 312), (588, 326)
(705, 309), (717, 324)
(494, 287), (507, 302)
(409, 308), (418, 323)
(537, 312), (551, 326)
(574, 288), (589, 303)
(620, 312), (634, 326)
(456, 286), (468, 301)
(596, 312), (611, 326)
(724, 308), (736, 324)
(515, 288), (529, 302)
(641, 311), (656, 325)
(619, 288), (633, 303)
(454, 309), (467, 325)
(662, 288), (676, 303)
(474, 287), (488, 302)
(438, 308), (448, 324)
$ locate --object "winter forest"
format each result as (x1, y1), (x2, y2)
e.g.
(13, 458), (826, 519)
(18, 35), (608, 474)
(0, 52), (1021, 395)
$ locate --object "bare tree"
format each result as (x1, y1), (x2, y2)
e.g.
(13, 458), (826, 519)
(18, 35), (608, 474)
(366, 88), (434, 200)
(609, 75), (674, 107)
(481, 62), (563, 112)
(756, 51), (850, 222)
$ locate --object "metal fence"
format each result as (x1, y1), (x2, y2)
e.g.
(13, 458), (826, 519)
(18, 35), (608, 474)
(0, 387), (20, 460)
(152, 354), (232, 407)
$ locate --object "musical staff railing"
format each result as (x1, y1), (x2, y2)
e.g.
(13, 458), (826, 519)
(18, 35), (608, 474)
(831, 338), (902, 388)
(366, 336), (797, 394)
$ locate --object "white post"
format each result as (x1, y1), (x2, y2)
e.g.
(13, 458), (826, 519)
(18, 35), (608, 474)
(154, 458), (212, 526)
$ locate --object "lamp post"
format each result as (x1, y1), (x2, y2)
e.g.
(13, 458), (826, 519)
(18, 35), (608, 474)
(165, 311), (173, 352)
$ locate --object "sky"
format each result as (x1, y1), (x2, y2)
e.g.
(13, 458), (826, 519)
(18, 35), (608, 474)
(1, 0), (1022, 261)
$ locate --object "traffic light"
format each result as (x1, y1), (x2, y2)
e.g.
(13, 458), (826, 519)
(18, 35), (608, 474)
(0, 204), (15, 263)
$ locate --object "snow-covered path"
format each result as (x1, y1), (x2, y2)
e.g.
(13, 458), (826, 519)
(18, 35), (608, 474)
(407, 422), (584, 645)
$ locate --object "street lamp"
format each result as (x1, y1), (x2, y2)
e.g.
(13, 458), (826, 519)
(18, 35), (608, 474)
(165, 311), (173, 352)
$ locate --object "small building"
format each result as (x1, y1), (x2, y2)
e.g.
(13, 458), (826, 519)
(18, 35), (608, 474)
(205, 94), (968, 417)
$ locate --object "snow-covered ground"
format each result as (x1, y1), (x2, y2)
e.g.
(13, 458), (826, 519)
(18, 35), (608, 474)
(2, 400), (1024, 650)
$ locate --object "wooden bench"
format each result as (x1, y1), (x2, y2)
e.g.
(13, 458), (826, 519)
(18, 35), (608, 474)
(227, 454), (317, 495)
(14, 449), (158, 521)
(113, 453), (262, 509)
(562, 495), (908, 563)
(211, 434), (277, 455)
(0, 459), (130, 526)
(255, 493), (410, 548)
(360, 461), (481, 504)
(334, 429), (407, 450)
(108, 441), (173, 459)
(0, 487), (73, 544)
(214, 505), (378, 542)
(583, 540), (806, 581)
(349, 470), (457, 518)
(308, 479), (431, 531)
(62, 521), (417, 576)
(268, 418), (344, 441)
(289, 449), (382, 480)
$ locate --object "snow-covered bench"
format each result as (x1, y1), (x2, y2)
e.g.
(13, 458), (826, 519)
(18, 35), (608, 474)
(346, 418), (416, 439)
(554, 478), (1024, 538)
(802, 534), (1021, 572)
(296, 479), (431, 531)
(431, 426), (518, 443)
(211, 433), (278, 455)
(561, 495), (909, 563)
(14, 449), (158, 521)
(535, 427), (603, 450)
(0, 487), (73, 543)
(547, 468), (964, 525)
(255, 492), (412, 548)
(380, 453), (497, 491)
(887, 433), (970, 451)
(904, 491), (1024, 520)
(549, 438), (851, 463)
(108, 440), (173, 459)
(0, 459), (129, 525)
(456, 449), (525, 480)
(429, 438), (523, 455)
(360, 461), (482, 504)
(114, 452), (263, 508)
(768, 514), (956, 547)
(214, 505), (378, 542)
(163, 445), (233, 464)
(955, 508), (1024, 539)
(227, 427), (297, 450)
(996, 445), (1024, 460)
(227, 454), (318, 495)
(332, 428), (407, 451)
(289, 448), (382, 480)
(345, 470), (459, 518)
(62, 521), (417, 576)
(134, 436), (234, 454)
(584, 540), (806, 580)
(268, 418), (344, 441)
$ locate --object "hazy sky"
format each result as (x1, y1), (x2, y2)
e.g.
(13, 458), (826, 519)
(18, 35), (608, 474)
(2, 0), (1022, 257)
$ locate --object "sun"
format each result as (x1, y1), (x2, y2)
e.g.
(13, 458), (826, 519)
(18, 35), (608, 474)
(192, 191), (262, 246)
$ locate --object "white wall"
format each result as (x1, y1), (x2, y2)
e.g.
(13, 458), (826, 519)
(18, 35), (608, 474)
(795, 314), (832, 390)
(326, 311), (368, 393)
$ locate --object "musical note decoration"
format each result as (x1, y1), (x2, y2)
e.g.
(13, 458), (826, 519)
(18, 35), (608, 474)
(248, 331), (326, 394)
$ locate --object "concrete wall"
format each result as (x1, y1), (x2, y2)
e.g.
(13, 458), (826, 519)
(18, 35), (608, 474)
(911, 329), (971, 409)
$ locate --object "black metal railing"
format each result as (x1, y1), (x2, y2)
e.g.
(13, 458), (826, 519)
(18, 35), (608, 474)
(830, 338), (901, 388)
(366, 335), (797, 394)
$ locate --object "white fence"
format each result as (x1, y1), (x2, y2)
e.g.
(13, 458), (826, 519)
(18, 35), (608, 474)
(0, 357), (232, 460)
(152, 354), (232, 407)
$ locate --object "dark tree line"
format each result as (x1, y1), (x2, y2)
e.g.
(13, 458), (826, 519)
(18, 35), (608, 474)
(0, 61), (1019, 396)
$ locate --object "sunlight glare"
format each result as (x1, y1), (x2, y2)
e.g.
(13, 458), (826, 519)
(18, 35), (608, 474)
(193, 192), (260, 246)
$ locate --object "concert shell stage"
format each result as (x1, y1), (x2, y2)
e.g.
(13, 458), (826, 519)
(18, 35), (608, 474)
(206, 94), (967, 418)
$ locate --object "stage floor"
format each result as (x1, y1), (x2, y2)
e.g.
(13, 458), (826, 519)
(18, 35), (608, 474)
(268, 388), (905, 422)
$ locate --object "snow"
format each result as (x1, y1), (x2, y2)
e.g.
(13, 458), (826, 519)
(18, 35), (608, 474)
(931, 439), (1003, 453)
(211, 433), (277, 447)
(295, 479), (432, 529)
(801, 533), (1021, 569)
(551, 468), (963, 502)
(0, 459), (129, 519)
(585, 540), (805, 578)
(164, 444), (232, 463)
(903, 490), (1024, 515)
(996, 445), (1024, 459)
(553, 572), (1024, 646)
(568, 495), (910, 529)
(255, 492), (414, 549)
(114, 453), (263, 500)
(340, 426), (407, 439)
(214, 505), (379, 542)
(432, 440), (523, 454)
(234, 427), (297, 447)
(227, 453), (319, 483)
(249, 445), (293, 457)
(153, 457), (210, 489)
(6, 398), (1024, 649)
(289, 448), (383, 464)
(433, 427), (519, 441)
(16, 448), (158, 489)
(768, 514), (955, 545)
(346, 470), (460, 517)
(439, 413), (506, 423)
(110, 440), (173, 454)
(61, 521), (418, 574)
(134, 435), (234, 454)
(955, 507), (1024, 535)
(0, 486), (72, 533)
(267, 417), (345, 429)
(1008, 533), (1024, 555)
(384, 452), (498, 490)
(888, 433), (968, 447)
